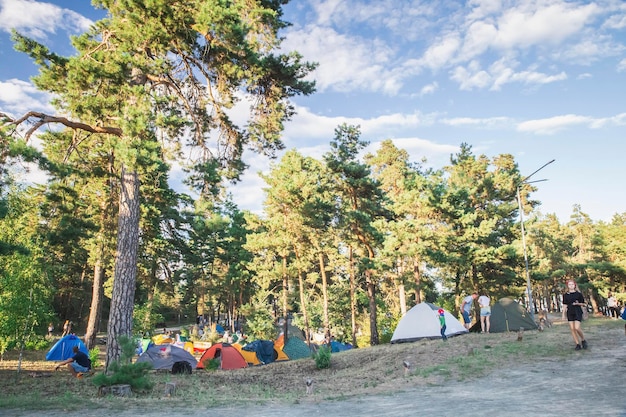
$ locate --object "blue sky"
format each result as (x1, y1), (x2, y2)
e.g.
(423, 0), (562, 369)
(1, 0), (625, 222)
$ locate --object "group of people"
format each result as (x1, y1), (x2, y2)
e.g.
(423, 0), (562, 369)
(455, 278), (591, 351)
(460, 292), (491, 333)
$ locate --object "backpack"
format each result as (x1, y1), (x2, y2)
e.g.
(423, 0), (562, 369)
(171, 361), (192, 374)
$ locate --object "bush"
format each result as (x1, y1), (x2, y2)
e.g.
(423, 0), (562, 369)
(204, 358), (220, 371)
(313, 345), (331, 369)
(89, 347), (101, 369)
(24, 336), (50, 350)
(92, 336), (153, 392)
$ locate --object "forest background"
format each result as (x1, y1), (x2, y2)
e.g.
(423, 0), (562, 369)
(0, 1), (625, 367)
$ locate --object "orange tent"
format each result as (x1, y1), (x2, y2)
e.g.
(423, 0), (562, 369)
(197, 342), (248, 370)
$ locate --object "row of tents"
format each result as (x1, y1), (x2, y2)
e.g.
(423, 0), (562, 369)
(46, 331), (318, 372)
(46, 297), (536, 371)
(390, 298), (537, 343)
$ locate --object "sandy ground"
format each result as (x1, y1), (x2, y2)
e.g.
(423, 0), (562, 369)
(4, 321), (626, 417)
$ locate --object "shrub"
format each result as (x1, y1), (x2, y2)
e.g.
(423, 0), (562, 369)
(204, 358), (220, 371)
(24, 336), (50, 350)
(313, 345), (331, 369)
(89, 347), (101, 369)
(92, 336), (153, 392)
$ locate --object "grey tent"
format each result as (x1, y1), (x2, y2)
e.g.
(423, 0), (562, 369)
(136, 344), (198, 370)
(489, 297), (537, 332)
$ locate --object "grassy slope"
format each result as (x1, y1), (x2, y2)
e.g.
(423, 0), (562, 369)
(0, 316), (621, 412)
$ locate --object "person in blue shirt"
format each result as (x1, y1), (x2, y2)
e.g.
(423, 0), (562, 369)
(55, 345), (91, 377)
(460, 292), (477, 329)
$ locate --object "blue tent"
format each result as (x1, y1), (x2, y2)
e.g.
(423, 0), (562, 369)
(46, 334), (88, 361)
(243, 340), (275, 364)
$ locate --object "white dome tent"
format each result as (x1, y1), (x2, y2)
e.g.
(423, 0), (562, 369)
(391, 302), (468, 343)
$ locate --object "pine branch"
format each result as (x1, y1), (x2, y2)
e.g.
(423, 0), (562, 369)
(3, 111), (122, 141)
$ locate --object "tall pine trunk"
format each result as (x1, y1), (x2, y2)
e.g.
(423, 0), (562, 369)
(105, 168), (140, 370)
(84, 255), (105, 349)
(413, 257), (423, 304)
(319, 251), (330, 339)
(349, 246), (357, 346)
(282, 255), (289, 340)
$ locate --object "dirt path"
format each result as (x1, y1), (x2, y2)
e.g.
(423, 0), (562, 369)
(5, 326), (626, 417)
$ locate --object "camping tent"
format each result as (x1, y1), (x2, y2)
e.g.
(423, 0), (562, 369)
(136, 344), (197, 370)
(489, 297), (538, 333)
(46, 334), (89, 361)
(243, 340), (276, 365)
(282, 336), (312, 360)
(232, 342), (261, 365)
(391, 302), (468, 343)
(197, 343), (248, 370)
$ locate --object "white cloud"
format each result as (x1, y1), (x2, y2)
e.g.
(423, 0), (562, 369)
(420, 82), (438, 96)
(450, 61), (492, 90)
(457, 20), (497, 61)
(602, 11), (626, 29)
(421, 33), (462, 71)
(493, 2), (599, 50)
(441, 116), (512, 128)
(467, 0), (503, 20)
(0, 0), (92, 38)
(0, 78), (53, 115)
(283, 25), (403, 94)
(617, 58), (626, 72)
(517, 114), (593, 134)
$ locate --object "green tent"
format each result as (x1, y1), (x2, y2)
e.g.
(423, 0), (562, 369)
(282, 336), (312, 360)
(490, 298), (537, 332)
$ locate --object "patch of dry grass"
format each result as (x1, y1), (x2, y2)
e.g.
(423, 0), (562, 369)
(0, 315), (620, 412)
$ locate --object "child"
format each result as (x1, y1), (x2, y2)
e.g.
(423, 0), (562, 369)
(438, 308), (447, 341)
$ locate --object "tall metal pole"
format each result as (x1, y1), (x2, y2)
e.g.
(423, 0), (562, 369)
(517, 159), (555, 322)
(517, 186), (534, 321)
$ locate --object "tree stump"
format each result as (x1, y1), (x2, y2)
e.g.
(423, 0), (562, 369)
(164, 382), (177, 397)
(98, 384), (132, 397)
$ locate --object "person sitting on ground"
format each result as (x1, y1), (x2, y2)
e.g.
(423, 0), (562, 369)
(55, 345), (91, 377)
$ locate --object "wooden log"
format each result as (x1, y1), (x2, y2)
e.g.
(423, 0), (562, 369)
(98, 384), (132, 397)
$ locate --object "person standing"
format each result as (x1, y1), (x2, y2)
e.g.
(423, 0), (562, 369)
(61, 320), (70, 337)
(478, 292), (491, 333)
(562, 279), (588, 350)
(607, 292), (618, 318)
(460, 292), (477, 330)
(437, 308), (447, 341)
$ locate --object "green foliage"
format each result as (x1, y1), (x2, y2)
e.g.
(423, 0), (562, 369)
(180, 327), (189, 338)
(240, 298), (277, 341)
(92, 336), (153, 391)
(204, 358), (220, 371)
(0, 190), (54, 347)
(313, 345), (331, 369)
(378, 312), (400, 345)
(132, 301), (164, 335)
(201, 324), (222, 344)
(0, 337), (14, 359)
(24, 336), (50, 351)
(89, 347), (102, 369)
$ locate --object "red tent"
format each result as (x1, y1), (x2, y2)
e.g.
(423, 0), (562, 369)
(197, 342), (248, 370)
